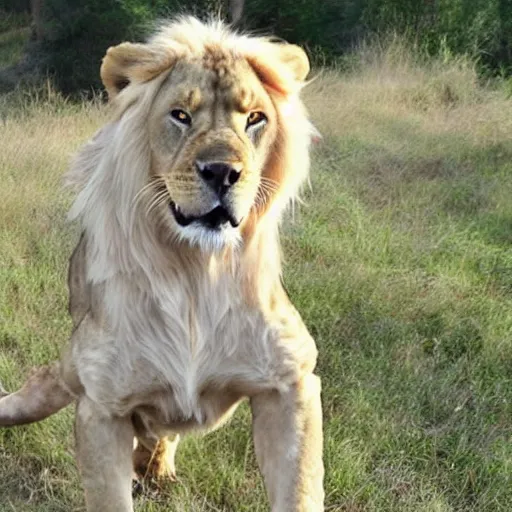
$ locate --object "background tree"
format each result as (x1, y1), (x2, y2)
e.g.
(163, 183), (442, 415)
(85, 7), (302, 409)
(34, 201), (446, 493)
(229, 0), (245, 24)
(3, 0), (512, 95)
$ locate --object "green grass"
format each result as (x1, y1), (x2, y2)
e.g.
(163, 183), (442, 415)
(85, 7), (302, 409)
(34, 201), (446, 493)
(1, 44), (512, 511)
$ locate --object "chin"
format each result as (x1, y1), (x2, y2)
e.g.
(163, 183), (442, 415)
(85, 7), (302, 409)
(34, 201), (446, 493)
(175, 222), (242, 253)
(169, 201), (245, 253)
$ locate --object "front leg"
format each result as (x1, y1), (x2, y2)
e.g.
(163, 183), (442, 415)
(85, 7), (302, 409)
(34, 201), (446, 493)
(251, 374), (324, 511)
(75, 396), (135, 512)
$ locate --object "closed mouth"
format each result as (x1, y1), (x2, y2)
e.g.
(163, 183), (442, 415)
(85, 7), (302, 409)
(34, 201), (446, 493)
(169, 201), (241, 230)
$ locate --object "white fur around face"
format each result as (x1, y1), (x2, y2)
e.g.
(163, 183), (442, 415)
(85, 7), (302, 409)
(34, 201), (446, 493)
(173, 219), (242, 253)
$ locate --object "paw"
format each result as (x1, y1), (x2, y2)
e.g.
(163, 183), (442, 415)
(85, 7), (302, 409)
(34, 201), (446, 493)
(132, 463), (176, 499)
(133, 439), (177, 483)
(133, 460), (177, 483)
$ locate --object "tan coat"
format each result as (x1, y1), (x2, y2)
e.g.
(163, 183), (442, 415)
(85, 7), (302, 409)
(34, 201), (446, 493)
(0, 17), (324, 511)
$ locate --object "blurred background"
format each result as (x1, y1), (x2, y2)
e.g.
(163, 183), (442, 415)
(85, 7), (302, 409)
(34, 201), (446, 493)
(1, 1), (512, 95)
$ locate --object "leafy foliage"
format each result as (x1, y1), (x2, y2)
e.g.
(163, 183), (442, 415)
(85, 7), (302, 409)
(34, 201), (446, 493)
(0, 0), (30, 13)
(3, 1), (512, 93)
(28, 0), (234, 95)
(362, 0), (512, 73)
(34, 0), (159, 95)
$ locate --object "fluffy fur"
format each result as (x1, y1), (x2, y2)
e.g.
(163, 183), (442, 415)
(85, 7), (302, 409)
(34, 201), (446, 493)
(0, 17), (324, 511)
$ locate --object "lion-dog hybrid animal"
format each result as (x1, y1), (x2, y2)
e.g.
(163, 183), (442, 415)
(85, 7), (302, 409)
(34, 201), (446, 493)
(0, 17), (324, 511)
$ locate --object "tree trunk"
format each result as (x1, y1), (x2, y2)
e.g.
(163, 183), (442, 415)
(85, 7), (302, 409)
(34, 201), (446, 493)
(30, 0), (45, 41)
(229, 0), (245, 25)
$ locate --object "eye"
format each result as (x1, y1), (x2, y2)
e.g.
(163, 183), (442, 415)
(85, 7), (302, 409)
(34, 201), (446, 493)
(246, 111), (267, 129)
(170, 109), (192, 126)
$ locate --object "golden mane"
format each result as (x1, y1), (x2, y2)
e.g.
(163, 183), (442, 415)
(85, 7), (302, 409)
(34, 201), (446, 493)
(66, 16), (315, 305)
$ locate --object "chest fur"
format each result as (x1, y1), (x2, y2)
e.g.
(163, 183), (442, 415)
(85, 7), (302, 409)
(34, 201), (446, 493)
(74, 273), (293, 421)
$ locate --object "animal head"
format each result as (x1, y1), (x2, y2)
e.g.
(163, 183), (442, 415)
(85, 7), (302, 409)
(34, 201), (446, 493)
(69, 17), (315, 257)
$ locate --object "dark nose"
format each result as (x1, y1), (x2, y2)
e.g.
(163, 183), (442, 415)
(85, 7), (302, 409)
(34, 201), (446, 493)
(196, 161), (241, 196)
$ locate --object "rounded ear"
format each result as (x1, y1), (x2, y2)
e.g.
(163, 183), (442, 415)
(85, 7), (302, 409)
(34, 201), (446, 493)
(243, 41), (310, 96)
(275, 43), (310, 82)
(100, 42), (177, 100)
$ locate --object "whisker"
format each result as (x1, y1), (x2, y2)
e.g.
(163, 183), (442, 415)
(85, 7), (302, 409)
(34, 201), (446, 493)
(132, 176), (166, 210)
(258, 179), (279, 200)
(260, 181), (278, 194)
(129, 178), (164, 231)
(146, 189), (170, 216)
(258, 180), (279, 199)
(256, 182), (277, 207)
(259, 176), (280, 190)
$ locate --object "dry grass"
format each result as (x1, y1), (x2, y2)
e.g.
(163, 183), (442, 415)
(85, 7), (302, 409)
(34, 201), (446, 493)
(1, 41), (512, 511)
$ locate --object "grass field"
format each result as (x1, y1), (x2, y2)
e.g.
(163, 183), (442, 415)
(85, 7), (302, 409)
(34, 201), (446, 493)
(1, 40), (512, 511)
